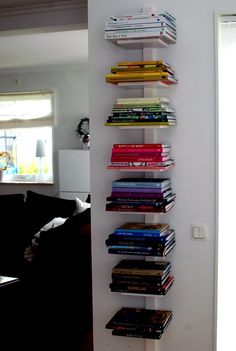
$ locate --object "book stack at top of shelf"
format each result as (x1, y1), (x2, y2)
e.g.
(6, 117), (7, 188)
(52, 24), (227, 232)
(104, 11), (176, 49)
(106, 222), (175, 258)
(106, 177), (176, 214)
(105, 96), (176, 129)
(107, 143), (174, 172)
(105, 60), (178, 86)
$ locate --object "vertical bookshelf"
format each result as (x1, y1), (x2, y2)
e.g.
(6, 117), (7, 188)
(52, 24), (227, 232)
(104, 6), (177, 351)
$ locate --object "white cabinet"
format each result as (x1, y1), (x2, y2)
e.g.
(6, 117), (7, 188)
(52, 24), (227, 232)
(58, 149), (90, 201)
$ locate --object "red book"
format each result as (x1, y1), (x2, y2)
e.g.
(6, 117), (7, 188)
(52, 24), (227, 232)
(112, 148), (170, 155)
(111, 156), (170, 162)
(113, 143), (171, 149)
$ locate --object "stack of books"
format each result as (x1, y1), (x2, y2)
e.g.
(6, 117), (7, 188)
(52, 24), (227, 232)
(106, 307), (173, 339)
(106, 222), (176, 257)
(107, 143), (175, 170)
(106, 177), (176, 213)
(109, 259), (174, 295)
(105, 97), (176, 127)
(104, 11), (176, 45)
(105, 60), (178, 85)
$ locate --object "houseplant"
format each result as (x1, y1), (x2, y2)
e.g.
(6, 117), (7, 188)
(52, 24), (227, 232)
(0, 151), (12, 180)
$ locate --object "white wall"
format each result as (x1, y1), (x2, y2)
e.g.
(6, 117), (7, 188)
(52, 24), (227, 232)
(0, 64), (88, 196)
(88, 1), (236, 351)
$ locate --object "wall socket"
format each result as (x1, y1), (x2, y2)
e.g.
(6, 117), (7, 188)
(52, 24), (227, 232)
(191, 224), (208, 240)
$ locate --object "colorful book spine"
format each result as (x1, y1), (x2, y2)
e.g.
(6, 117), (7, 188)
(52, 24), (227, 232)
(111, 148), (170, 154)
(116, 97), (170, 103)
(111, 157), (170, 163)
(113, 143), (170, 148)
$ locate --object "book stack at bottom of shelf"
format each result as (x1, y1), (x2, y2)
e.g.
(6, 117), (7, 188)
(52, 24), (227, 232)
(106, 307), (172, 340)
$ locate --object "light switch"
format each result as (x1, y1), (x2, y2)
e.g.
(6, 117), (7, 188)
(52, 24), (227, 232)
(192, 224), (208, 240)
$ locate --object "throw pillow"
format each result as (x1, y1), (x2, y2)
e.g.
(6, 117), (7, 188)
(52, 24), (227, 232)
(25, 191), (76, 242)
(74, 197), (91, 215)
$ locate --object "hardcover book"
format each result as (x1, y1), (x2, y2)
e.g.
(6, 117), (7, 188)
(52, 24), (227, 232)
(110, 189), (173, 199)
(112, 143), (171, 148)
(111, 177), (171, 188)
(115, 222), (169, 234)
(107, 239), (176, 257)
(107, 228), (175, 243)
(109, 275), (174, 295)
(111, 259), (171, 276)
(111, 271), (170, 287)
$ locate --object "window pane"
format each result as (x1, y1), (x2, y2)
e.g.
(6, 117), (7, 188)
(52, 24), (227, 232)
(0, 126), (53, 183)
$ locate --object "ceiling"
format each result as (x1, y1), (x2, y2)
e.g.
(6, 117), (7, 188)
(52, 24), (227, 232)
(0, 29), (88, 71)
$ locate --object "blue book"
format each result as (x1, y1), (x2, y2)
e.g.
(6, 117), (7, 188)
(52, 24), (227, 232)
(114, 222), (169, 236)
(112, 178), (171, 188)
(107, 229), (175, 243)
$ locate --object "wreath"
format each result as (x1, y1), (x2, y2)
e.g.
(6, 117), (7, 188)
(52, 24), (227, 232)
(75, 118), (90, 144)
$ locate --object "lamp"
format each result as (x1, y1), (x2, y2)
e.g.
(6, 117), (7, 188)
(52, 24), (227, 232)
(36, 139), (46, 181)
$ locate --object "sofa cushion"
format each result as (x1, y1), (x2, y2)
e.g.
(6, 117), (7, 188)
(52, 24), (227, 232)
(25, 191), (76, 243)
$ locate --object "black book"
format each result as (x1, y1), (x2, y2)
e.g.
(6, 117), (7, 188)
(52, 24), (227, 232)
(110, 275), (174, 295)
(111, 314), (173, 339)
(111, 328), (163, 339)
(112, 259), (171, 276)
(112, 265), (171, 282)
(107, 239), (176, 257)
(111, 271), (170, 287)
(106, 193), (176, 204)
(106, 200), (175, 213)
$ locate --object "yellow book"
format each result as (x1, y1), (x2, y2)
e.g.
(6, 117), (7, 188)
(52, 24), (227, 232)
(106, 71), (169, 83)
(117, 60), (168, 67)
(111, 66), (169, 73)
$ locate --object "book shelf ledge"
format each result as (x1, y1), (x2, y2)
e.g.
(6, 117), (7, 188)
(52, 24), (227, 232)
(115, 37), (172, 49)
(107, 165), (174, 172)
(105, 123), (174, 129)
(120, 292), (167, 297)
(106, 210), (173, 215)
(117, 80), (176, 88)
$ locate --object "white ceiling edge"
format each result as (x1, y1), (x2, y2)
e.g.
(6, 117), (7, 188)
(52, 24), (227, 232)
(0, 28), (88, 71)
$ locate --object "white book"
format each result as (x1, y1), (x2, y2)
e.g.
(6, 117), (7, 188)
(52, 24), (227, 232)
(110, 12), (159, 20)
(105, 22), (168, 31)
(110, 11), (176, 22)
(106, 16), (176, 27)
(106, 27), (173, 34)
(117, 97), (170, 104)
(105, 29), (176, 41)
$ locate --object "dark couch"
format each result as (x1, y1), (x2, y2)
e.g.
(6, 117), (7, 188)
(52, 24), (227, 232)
(0, 191), (93, 350)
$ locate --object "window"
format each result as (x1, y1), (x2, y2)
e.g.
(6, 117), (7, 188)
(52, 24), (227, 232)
(0, 91), (54, 183)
